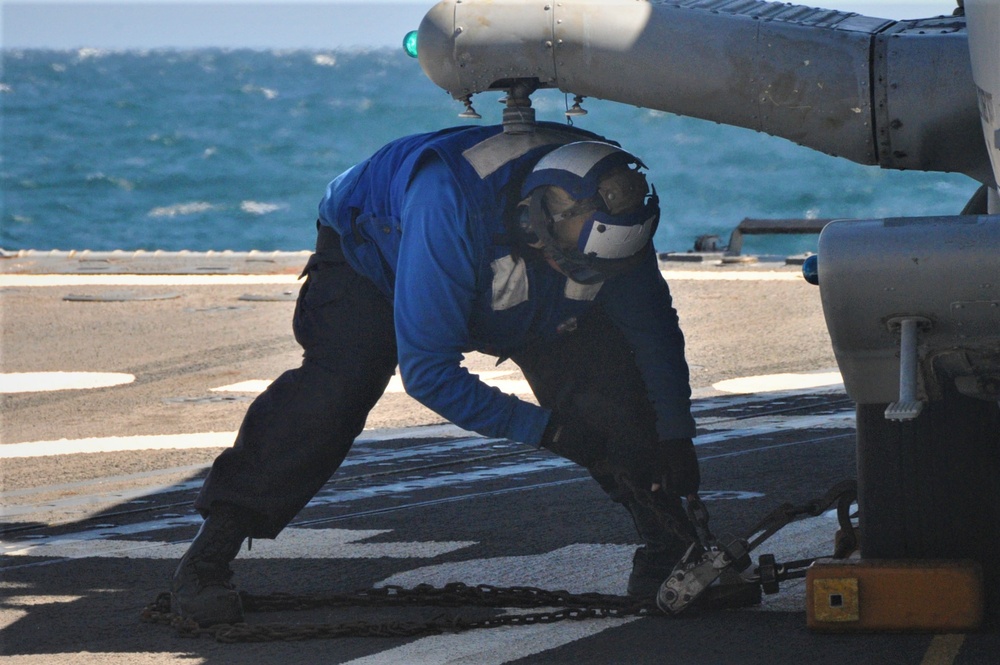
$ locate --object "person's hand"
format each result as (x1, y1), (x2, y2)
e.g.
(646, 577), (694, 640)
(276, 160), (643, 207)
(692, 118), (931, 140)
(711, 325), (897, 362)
(650, 437), (700, 496)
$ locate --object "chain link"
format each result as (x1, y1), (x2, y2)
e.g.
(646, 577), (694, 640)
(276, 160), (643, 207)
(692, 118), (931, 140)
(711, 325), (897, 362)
(141, 583), (658, 642)
(744, 479), (857, 552)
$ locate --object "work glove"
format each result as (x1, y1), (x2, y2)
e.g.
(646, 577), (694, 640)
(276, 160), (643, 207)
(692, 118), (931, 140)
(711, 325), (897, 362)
(539, 413), (606, 467)
(652, 437), (701, 497)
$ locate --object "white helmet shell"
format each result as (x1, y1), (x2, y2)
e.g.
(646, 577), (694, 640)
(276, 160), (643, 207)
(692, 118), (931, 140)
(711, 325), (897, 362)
(522, 141), (639, 201)
(520, 141), (660, 283)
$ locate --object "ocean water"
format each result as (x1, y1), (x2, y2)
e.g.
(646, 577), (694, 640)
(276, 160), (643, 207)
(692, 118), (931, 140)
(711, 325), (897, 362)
(1, 48), (978, 255)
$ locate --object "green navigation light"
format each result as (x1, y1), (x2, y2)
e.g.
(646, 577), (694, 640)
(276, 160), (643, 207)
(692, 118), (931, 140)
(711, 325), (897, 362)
(403, 30), (419, 58)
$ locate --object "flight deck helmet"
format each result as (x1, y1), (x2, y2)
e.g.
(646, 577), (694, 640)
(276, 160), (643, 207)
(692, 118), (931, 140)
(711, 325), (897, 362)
(519, 141), (660, 284)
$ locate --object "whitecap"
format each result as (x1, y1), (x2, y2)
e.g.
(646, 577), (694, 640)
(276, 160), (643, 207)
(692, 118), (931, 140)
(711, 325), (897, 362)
(0, 83), (11, 93)
(328, 97), (374, 112)
(113, 177), (135, 191)
(86, 173), (134, 191)
(148, 202), (215, 217)
(76, 48), (109, 60)
(146, 132), (180, 146)
(240, 201), (285, 215)
(670, 133), (705, 146)
(313, 54), (337, 67)
(241, 84), (278, 100)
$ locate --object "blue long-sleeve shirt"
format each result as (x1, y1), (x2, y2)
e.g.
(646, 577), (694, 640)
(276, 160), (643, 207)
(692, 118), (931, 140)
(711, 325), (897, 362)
(319, 125), (695, 447)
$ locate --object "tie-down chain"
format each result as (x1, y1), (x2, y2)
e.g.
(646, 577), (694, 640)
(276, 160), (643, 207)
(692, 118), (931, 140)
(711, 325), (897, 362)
(141, 480), (858, 642)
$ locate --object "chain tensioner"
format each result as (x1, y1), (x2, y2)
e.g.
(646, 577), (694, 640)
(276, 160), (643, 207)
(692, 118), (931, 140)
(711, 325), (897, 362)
(657, 479), (859, 614)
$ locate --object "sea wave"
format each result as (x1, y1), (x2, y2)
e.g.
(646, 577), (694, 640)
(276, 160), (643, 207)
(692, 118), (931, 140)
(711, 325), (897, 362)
(241, 84), (278, 100)
(148, 202), (216, 218)
(76, 47), (110, 60)
(240, 201), (286, 215)
(86, 173), (135, 191)
(1, 49), (977, 252)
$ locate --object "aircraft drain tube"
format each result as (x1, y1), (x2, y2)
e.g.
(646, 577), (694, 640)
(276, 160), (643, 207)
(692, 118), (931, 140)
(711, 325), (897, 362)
(417, 0), (991, 183)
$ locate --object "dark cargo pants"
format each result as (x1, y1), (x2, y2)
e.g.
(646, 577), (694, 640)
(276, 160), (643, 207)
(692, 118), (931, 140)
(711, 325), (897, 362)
(196, 224), (689, 559)
(194, 226), (398, 538)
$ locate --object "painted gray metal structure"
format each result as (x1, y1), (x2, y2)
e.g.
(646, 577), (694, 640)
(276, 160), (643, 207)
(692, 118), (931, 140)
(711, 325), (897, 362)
(417, 0), (992, 184)
(817, 215), (1000, 407)
(417, 0), (1000, 409)
(817, 0), (999, 412)
(415, 0), (1000, 613)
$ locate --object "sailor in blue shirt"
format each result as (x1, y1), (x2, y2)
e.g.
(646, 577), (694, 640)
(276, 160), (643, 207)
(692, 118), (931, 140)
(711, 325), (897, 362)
(171, 122), (701, 626)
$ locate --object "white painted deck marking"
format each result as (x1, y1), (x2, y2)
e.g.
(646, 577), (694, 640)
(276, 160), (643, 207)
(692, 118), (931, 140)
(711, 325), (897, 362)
(662, 269), (803, 281)
(695, 412), (854, 450)
(210, 379), (273, 393)
(699, 411), (856, 431)
(343, 545), (638, 665)
(1, 381), (852, 459)
(1, 594), (84, 605)
(920, 634), (967, 665)
(473, 378), (533, 394)
(713, 371), (843, 394)
(382, 371), (533, 395)
(212, 371), (533, 396)
(304, 458), (574, 507)
(0, 609), (28, 634)
(0, 274), (300, 287)
(2, 527), (475, 561)
(0, 432), (237, 458)
(0, 269), (800, 289)
(0, 655), (206, 665)
(341, 617), (636, 665)
(2, 491), (759, 558)
(0, 372), (134, 394)
(3, 435), (512, 519)
(0, 427), (494, 459)
(215, 369), (841, 402)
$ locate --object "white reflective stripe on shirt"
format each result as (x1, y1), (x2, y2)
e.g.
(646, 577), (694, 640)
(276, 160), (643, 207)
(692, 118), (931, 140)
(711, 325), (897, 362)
(491, 255), (530, 311)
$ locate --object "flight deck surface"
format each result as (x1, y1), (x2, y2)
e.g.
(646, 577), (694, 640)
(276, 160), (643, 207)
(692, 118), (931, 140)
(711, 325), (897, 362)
(2, 253), (995, 664)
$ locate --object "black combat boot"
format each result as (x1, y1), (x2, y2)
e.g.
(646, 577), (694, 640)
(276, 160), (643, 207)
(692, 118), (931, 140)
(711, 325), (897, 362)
(624, 497), (691, 600)
(170, 504), (249, 626)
